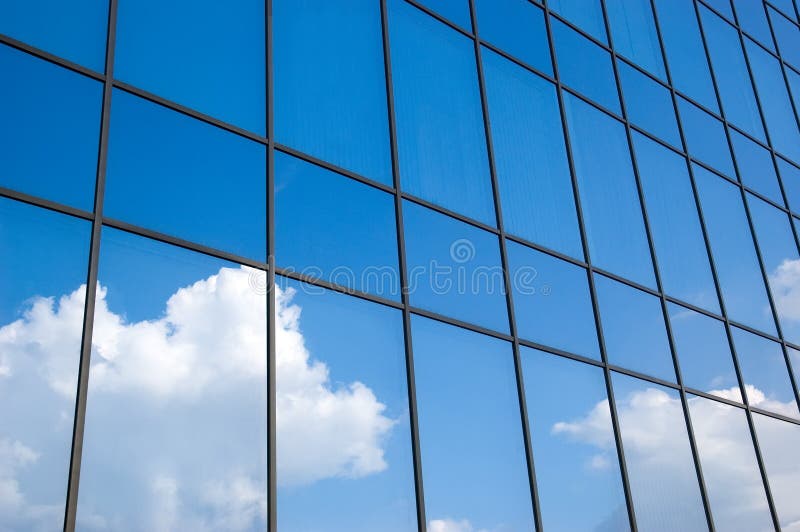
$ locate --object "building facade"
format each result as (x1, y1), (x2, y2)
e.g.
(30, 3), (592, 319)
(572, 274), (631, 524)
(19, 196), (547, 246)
(2, 0), (800, 530)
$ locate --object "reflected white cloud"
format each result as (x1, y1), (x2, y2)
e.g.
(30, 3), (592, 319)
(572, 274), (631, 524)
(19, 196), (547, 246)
(429, 517), (490, 532)
(770, 258), (800, 322)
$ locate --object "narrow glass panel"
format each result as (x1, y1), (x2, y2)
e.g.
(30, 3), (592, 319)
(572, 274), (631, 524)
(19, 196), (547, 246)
(695, 164), (777, 335)
(412, 316), (535, 531)
(704, 0), (734, 19)
(605, 0), (666, 78)
(0, 199), (90, 531)
(508, 242), (600, 359)
(276, 279), (416, 531)
(553, 20), (621, 114)
(274, 0), (391, 185)
(732, 0), (774, 50)
(104, 90), (267, 261)
(668, 303), (741, 401)
(390, 0), (495, 225)
(619, 61), (681, 147)
(476, 0), (551, 75)
(416, 0), (472, 28)
(547, 0), (608, 43)
(732, 327), (799, 418)
(787, 67), (800, 118)
(0, 0), (108, 71)
(611, 373), (708, 531)
(753, 413), (800, 529)
(275, 152), (399, 299)
(678, 97), (735, 177)
(0, 45), (102, 211)
(653, 0), (719, 111)
(482, 48), (582, 259)
(76, 229), (268, 530)
(634, 133), (719, 312)
(564, 94), (655, 288)
(403, 201), (508, 333)
(595, 274), (676, 382)
(522, 348), (630, 532)
(731, 130), (783, 204)
(770, 6), (800, 69)
(778, 157), (800, 213)
(700, 6), (766, 141)
(114, 0), (266, 134)
(688, 396), (773, 532)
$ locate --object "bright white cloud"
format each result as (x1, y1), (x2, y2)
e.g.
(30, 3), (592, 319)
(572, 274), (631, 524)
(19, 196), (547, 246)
(770, 258), (800, 322)
(429, 518), (490, 532)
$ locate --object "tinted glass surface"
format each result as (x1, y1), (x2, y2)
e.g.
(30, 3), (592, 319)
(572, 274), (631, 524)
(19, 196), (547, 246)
(416, 0), (471, 28)
(778, 158), (800, 213)
(547, 0), (607, 43)
(770, 6), (800, 69)
(753, 413), (800, 529)
(732, 0), (774, 49)
(606, 0), (665, 78)
(731, 130), (783, 204)
(678, 97), (735, 177)
(619, 61), (681, 147)
(475, 0), (551, 75)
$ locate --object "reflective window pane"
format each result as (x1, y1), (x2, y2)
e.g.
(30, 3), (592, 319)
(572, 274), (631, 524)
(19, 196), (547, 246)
(390, 0), (495, 225)
(778, 157), (800, 214)
(508, 242), (600, 359)
(0, 199), (90, 531)
(403, 201), (508, 333)
(416, 0), (472, 28)
(704, 0), (735, 20)
(412, 316), (535, 531)
(770, 6), (800, 69)
(76, 229), (268, 530)
(612, 373), (708, 531)
(619, 62), (681, 147)
(547, 0), (607, 43)
(274, 0), (391, 185)
(678, 97), (735, 177)
(753, 413), (800, 529)
(482, 48), (582, 259)
(732, 0), (774, 50)
(0, 45), (102, 211)
(553, 20), (621, 114)
(104, 90), (267, 261)
(595, 274), (676, 382)
(769, 0), (799, 21)
(606, 0), (666, 78)
(114, 0), (265, 134)
(476, 0), (551, 75)
(564, 94), (655, 288)
(731, 130), (783, 204)
(522, 348), (630, 532)
(276, 279), (416, 531)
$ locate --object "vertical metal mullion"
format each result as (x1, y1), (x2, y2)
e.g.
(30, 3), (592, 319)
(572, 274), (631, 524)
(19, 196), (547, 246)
(540, 3), (639, 530)
(380, 2), (427, 531)
(598, 1), (716, 529)
(467, 3), (543, 530)
(63, 1), (118, 530)
(266, 0), (276, 531)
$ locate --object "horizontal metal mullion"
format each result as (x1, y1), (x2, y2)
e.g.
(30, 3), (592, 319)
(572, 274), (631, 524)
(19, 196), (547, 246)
(0, 187), (95, 222)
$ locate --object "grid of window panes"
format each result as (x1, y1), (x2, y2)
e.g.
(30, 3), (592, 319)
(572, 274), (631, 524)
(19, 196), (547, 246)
(2, 0), (800, 530)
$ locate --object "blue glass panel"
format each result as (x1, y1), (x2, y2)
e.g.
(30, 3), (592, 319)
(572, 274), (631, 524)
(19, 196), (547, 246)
(553, 20), (621, 114)
(619, 62), (681, 147)
(668, 303), (740, 401)
(634, 133), (720, 312)
(606, 0), (666, 78)
(730, 130), (783, 204)
(0, 45), (102, 211)
(732, 0), (774, 50)
(0, 0), (108, 71)
(482, 48), (582, 259)
(564, 94), (656, 288)
(522, 349), (630, 532)
(770, 6), (800, 69)
(390, 0), (495, 225)
(403, 201), (508, 333)
(787, 67), (800, 122)
(114, 0), (265, 134)
(274, 0), (391, 185)
(0, 199), (90, 531)
(547, 0), (607, 43)
(678, 97), (735, 177)
(704, 0), (734, 19)
(475, 0), (551, 75)
(654, 0), (719, 111)
(104, 90), (266, 261)
(508, 242), (600, 359)
(275, 152), (399, 299)
(778, 157), (800, 213)
(412, 316), (535, 531)
(695, 164), (777, 335)
(753, 414), (800, 530)
(700, 6), (766, 141)
(276, 279), (416, 531)
(416, 0), (472, 28)
(769, 0), (799, 20)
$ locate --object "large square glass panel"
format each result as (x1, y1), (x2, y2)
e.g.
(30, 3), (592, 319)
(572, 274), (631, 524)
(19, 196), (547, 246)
(553, 20), (621, 114)
(547, 0), (607, 43)
(605, 0), (666, 78)
(619, 62), (681, 147)
(0, 0), (108, 71)
(412, 316), (535, 532)
(731, 130), (783, 204)
(403, 201), (508, 333)
(274, 0), (391, 185)
(76, 229), (268, 530)
(634, 133), (719, 312)
(276, 278), (416, 531)
(770, 6), (800, 69)
(508, 242), (600, 359)
(0, 199), (90, 531)
(522, 348), (630, 532)
(678, 97), (735, 177)
(595, 275), (675, 381)
(416, 0), (471, 28)
(564, 94), (655, 288)
(753, 413), (800, 530)
(611, 373), (708, 531)
(389, 0), (495, 225)
(482, 48), (582, 259)
(732, 0), (774, 49)
(475, 0), (551, 75)
(104, 90), (266, 261)
(0, 45), (102, 211)
(275, 152), (399, 299)
(114, 0), (265, 134)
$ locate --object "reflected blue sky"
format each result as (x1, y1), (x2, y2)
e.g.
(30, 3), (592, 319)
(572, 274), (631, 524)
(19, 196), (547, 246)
(476, 0), (551, 76)
(606, 0), (665, 79)
(619, 62), (681, 147)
